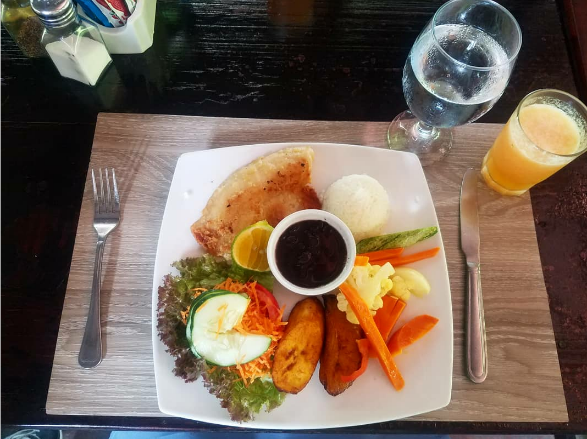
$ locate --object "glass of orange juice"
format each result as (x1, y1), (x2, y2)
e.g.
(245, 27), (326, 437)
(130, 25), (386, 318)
(481, 89), (587, 196)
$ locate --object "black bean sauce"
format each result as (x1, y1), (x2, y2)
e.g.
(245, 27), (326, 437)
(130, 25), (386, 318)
(275, 220), (347, 288)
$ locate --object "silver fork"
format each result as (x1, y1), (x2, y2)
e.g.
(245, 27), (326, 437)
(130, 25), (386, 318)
(79, 168), (121, 369)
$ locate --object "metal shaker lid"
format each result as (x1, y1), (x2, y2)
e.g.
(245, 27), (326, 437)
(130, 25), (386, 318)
(30, 0), (76, 28)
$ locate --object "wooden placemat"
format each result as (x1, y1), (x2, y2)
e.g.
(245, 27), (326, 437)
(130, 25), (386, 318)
(46, 113), (567, 423)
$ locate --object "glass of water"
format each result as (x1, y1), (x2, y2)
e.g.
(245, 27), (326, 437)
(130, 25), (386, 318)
(387, 0), (522, 163)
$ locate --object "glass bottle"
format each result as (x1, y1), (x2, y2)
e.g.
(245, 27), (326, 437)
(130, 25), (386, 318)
(30, 0), (112, 86)
(1, 0), (46, 57)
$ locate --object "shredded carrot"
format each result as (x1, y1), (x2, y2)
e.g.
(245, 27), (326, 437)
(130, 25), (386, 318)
(214, 278), (251, 293)
(355, 255), (369, 266)
(195, 301), (208, 314)
(191, 288), (207, 300)
(212, 278), (286, 386)
(253, 284), (260, 310)
(180, 288), (208, 324)
(215, 303), (228, 339)
(180, 305), (191, 325)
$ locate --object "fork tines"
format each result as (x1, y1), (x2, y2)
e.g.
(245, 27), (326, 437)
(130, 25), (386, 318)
(91, 168), (120, 215)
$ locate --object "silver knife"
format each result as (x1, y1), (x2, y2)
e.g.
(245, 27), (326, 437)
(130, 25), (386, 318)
(460, 169), (488, 383)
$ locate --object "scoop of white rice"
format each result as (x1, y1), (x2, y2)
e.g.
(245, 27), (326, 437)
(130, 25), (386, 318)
(322, 174), (390, 242)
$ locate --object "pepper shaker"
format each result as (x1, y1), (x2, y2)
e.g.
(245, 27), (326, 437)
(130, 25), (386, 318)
(1, 0), (47, 57)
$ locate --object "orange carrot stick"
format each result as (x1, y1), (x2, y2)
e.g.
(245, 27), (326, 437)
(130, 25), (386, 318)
(379, 299), (405, 341)
(370, 298), (405, 357)
(358, 247), (404, 260)
(340, 338), (370, 382)
(339, 283), (405, 390)
(387, 314), (439, 357)
(370, 247), (440, 267)
(354, 255), (369, 266)
(373, 295), (399, 337)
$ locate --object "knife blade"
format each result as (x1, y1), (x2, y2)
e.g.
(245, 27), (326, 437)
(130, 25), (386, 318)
(460, 169), (488, 384)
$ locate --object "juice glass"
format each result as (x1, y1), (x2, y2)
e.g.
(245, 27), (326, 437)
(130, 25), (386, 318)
(481, 89), (587, 195)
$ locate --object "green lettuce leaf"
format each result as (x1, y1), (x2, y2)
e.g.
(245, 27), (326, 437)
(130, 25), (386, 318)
(172, 254), (234, 292)
(157, 255), (234, 380)
(228, 264), (274, 291)
(203, 368), (285, 423)
(157, 254), (282, 421)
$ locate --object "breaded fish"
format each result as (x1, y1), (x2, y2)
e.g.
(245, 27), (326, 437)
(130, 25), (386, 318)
(191, 147), (321, 256)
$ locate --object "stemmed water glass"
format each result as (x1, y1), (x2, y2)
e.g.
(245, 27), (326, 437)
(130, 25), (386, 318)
(387, 0), (522, 163)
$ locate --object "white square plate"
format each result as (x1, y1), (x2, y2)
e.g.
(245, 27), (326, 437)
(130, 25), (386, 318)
(152, 143), (453, 429)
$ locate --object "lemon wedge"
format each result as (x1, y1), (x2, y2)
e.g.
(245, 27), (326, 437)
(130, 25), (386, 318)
(231, 220), (274, 272)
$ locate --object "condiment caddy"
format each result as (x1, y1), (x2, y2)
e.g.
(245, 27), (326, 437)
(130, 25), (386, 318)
(77, 0), (156, 54)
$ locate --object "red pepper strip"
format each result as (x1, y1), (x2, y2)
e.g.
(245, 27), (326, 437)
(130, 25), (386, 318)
(340, 338), (371, 382)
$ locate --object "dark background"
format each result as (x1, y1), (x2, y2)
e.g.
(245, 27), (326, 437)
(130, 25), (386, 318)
(3, 0), (581, 123)
(2, 0), (587, 433)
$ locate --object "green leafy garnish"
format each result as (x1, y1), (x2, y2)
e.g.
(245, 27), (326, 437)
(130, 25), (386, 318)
(203, 368), (285, 422)
(173, 254), (234, 292)
(229, 263), (274, 291)
(157, 255), (231, 380)
(157, 254), (284, 422)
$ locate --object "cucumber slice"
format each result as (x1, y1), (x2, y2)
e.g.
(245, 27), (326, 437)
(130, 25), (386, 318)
(186, 291), (271, 367)
(186, 289), (233, 349)
(195, 331), (272, 367)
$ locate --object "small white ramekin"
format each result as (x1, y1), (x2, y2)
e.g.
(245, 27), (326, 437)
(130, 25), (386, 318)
(267, 209), (356, 296)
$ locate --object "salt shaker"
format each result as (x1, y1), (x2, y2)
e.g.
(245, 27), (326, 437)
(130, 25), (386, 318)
(30, 0), (112, 86)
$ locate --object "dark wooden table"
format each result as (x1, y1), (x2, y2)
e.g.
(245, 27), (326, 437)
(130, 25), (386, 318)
(2, 0), (586, 433)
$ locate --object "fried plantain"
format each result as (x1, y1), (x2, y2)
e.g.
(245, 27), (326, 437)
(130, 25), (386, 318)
(319, 294), (364, 396)
(272, 297), (325, 394)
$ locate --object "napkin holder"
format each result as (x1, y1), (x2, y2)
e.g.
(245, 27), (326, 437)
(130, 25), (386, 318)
(77, 0), (157, 54)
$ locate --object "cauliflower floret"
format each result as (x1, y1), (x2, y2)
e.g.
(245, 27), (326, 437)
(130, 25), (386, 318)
(389, 267), (431, 301)
(337, 262), (394, 324)
(390, 275), (411, 302)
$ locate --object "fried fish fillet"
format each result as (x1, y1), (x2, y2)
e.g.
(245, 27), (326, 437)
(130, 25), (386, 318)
(191, 147), (321, 256)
